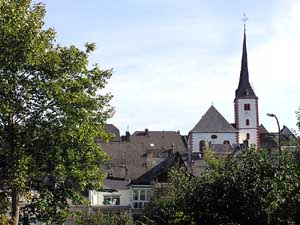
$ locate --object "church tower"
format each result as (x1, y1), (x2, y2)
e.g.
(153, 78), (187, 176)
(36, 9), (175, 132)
(234, 27), (259, 148)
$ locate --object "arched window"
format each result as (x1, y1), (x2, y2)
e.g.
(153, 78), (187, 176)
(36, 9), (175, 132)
(246, 119), (249, 126)
(246, 133), (250, 140)
(223, 140), (230, 144)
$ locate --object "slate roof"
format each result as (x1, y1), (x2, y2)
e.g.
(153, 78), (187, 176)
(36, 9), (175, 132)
(191, 105), (237, 133)
(130, 130), (187, 153)
(130, 152), (185, 185)
(235, 29), (257, 99)
(281, 125), (296, 138)
(99, 142), (148, 180)
(103, 178), (130, 190)
(142, 148), (173, 158)
(99, 129), (189, 181)
(259, 124), (269, 134)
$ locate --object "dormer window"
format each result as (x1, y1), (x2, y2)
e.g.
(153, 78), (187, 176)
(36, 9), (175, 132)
(244, 104), (250, 111)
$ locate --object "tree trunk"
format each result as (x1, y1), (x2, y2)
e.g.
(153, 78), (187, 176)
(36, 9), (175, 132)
(11, 189), (20, 225)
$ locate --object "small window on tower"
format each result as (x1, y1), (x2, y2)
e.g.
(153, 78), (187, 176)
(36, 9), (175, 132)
(244, 104), (250, 111)
(246, 119), (250, 126)
(246, 133), (250, 140)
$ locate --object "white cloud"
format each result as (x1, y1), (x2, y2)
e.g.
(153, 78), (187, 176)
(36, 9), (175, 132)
(249, 1), (300, 132)
(105, 1), (300, 135)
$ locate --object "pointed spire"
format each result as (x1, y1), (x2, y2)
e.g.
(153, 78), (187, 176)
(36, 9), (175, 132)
(235, 24), (257, 99)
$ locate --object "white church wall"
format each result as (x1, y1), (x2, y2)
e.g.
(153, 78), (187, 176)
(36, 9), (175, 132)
(239, 129), (257, 146)
(191, 132), (237, 152)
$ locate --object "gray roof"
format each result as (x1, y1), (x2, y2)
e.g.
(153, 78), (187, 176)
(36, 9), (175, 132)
(104, 178), (130, 190)
(99, 129), (189, 180)
(190, 105), (237, 133)
(99, 142), (148, 180)
(281, 125), (296, 138)
(130, 130), (187, 153)
(259, 124), (269, 134)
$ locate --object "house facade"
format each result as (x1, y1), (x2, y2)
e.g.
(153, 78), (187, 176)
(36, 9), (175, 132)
(88, 178), (131, 207)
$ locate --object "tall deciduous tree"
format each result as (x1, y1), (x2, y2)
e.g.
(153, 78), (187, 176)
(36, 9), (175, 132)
(0, 0), (113, 224)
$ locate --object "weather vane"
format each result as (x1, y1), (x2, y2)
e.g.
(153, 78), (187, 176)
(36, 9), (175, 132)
(242, 13), (248, 31)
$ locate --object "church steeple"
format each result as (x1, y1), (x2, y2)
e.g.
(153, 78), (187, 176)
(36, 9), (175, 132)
(234, 21), (260, 148)
(235, 27), (257, 99)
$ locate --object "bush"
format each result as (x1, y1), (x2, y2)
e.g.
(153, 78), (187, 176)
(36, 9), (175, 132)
(74, 211), (135, 225)
(143, 148), (300, 225)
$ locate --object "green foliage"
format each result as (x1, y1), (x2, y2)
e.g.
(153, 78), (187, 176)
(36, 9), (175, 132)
(145, 148), (300, 225)
(0, 215), (9, 225)
(203, 148), (224, 171)
(0, 0), (113, 224)
(74, 212), (134, 225)
(143, 168), (197, 225)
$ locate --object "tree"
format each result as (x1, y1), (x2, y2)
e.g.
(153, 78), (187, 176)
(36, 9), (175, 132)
(0, 0), (113, 224)
(74, 212), (134, 225)
(143, 168), (198, 225)
(144, 148), (300, 225)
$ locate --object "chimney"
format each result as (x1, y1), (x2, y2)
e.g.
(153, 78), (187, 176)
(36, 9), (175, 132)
(145, 128), (149, 136)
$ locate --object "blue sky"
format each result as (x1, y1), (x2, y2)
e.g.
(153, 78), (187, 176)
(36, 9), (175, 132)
(42, 0), (300, 135)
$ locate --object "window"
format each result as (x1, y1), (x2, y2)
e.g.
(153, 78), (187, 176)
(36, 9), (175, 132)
(140, 190), (146, 200)
(223, 140), (230, 144)
(103, 196), (120, 205)
(133, 190), (138, 201)
(246, 119), (250, 126)
(132, 189), (152, 209)
(244, 104), (250, 111)
(246, 133), (250, 140)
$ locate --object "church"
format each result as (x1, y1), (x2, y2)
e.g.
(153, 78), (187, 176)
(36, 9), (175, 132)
(188, 27), (259, 153)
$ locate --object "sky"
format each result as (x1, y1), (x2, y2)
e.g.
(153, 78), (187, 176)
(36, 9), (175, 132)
(41, 0), (300, 135)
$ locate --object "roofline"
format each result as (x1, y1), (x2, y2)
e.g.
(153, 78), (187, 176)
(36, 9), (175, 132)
(190, 131), (238, 133)
(130, 185), (152, 188)
(234, 96), (258, 102)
